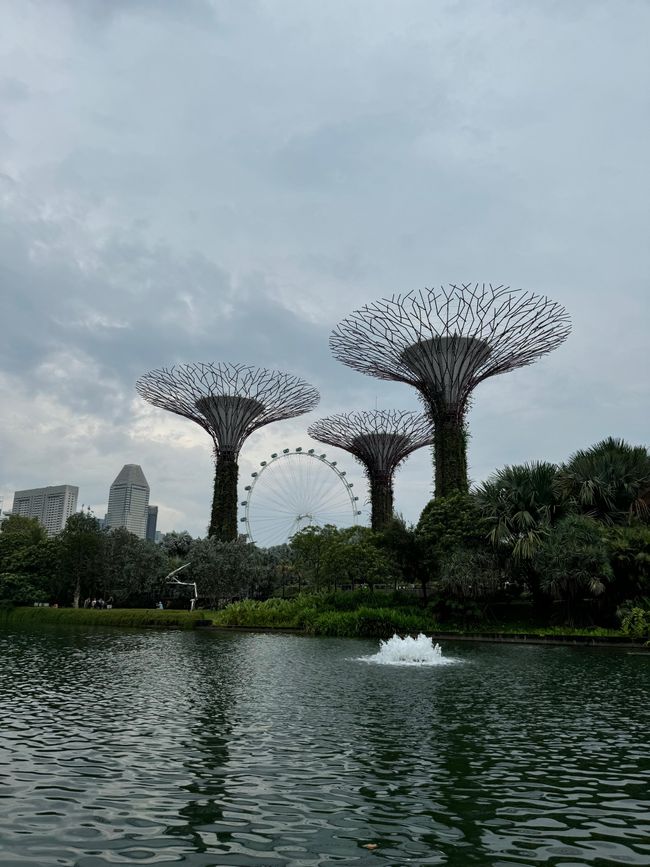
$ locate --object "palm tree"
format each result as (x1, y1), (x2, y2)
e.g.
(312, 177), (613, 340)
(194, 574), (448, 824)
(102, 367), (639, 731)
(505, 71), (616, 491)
(556, 438), (650, 525)
(476, 462), (565, 562)
(534, 515), (612, 625)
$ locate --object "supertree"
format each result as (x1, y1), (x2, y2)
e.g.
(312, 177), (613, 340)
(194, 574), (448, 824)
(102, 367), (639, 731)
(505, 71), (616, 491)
(308, 410), (433, 529)
(136, 362), (320, 541)
(330, 283), (571, 498)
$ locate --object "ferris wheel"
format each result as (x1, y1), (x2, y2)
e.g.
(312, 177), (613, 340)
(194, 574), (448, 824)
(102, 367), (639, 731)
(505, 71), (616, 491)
(240, 447), (361, 548)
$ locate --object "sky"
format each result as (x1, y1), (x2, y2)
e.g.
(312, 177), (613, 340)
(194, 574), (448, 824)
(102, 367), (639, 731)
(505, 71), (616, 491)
(1, 0), (649, 538)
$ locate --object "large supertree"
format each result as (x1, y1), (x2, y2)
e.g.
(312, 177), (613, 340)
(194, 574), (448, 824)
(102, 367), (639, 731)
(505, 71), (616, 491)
(136, 362), (319, 541)
(308, 410), (433, 530)
(330, 284), (571, 498)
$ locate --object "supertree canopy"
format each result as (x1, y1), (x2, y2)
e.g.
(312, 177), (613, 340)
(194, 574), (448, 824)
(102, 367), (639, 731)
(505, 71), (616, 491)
(136, 362), (320, 541)
(330, 283), (571, 498)
(308, 410), (433, 529)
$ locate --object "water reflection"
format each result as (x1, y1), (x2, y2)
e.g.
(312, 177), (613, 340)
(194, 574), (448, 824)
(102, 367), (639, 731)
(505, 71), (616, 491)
(163, 634), (240, 855)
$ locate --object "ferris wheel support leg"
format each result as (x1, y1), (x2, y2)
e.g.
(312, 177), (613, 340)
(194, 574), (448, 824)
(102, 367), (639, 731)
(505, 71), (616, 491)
(209, 451), (239, 541)
(369, 475), (394, 531)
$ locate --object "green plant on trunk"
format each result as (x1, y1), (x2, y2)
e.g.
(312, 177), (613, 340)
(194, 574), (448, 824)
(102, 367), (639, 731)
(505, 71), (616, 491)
(369, 476), (394, 530)
(210, 452), (239, 540)
(433, 411), (469, 497)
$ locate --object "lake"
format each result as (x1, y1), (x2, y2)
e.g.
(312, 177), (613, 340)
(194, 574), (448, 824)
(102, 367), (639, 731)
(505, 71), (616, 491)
(1, 626), (648, 866)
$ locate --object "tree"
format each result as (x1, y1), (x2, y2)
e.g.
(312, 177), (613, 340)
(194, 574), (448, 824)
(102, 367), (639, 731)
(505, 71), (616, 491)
(255, 545), (295, 597)
(103, 528), (170, 605)
(0, 515), (57, 604)
(534, 515), (612, 624)
(556, 437), (650, 525)
(160, 531), (194, 558)
(416, 493), (491, 601)
(435, 548), (503, 622)
(374, 517), (423, 590)
(604, 524), (650, 608)
(188, 538), (264, 608)
(475, 462), (566, 609)
(0, 573), (49, 605)
(290, 525), (339, 590)
(0, 515), (47, 569)
(59, 512), (105, 607)
(320, 528), (394, 591)
(476, 462), (564, 560)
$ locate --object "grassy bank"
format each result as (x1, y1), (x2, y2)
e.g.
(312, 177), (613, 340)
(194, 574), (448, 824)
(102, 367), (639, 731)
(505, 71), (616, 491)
(211, 596), (430, 637)
(0, 606), (208, 630)
(1, 597), (630, 642)
(210, 595), (625, 641)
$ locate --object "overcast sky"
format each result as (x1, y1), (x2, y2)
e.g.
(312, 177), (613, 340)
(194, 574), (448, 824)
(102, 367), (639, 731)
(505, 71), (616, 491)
(1, 0), (648, 538)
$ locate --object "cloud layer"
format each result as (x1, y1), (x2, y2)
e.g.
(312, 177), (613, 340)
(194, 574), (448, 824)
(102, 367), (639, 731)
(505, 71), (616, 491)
(1, 0), (648, 535)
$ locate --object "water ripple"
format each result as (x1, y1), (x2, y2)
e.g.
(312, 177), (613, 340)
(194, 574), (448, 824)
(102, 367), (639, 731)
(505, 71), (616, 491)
(0, 628), (649, 866)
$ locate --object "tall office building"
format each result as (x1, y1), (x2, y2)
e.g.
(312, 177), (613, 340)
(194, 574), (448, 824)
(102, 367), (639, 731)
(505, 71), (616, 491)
(106, 465), (150, 539)
(11, 485), (79, 536)
(146, 505), (158, 542)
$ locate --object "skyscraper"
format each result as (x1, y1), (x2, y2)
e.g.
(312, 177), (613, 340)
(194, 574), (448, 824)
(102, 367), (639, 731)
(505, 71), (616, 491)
(106, 465), (150, 539)
(146, 505), (158, 542)
(11, 485), (79, 536)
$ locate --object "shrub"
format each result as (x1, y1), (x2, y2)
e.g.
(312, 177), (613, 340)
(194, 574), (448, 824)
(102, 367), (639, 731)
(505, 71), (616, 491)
(212, 596), (318, 629)
(308, 606), (432, 638)
(620, 606), (650, 640)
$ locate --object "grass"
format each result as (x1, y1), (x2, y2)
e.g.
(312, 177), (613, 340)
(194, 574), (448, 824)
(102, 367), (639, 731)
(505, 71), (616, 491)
(0, 606), (210, 630)
(0, 598), (630, 641)
(433, 622), (623, 638)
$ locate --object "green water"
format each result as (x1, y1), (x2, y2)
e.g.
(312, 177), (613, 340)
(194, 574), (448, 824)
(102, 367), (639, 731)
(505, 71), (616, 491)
(0, 626), (648, 866)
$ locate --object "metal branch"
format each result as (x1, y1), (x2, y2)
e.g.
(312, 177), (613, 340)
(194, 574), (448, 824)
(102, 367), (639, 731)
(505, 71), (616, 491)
(309, 410), (433, 478)
(309, 410), (433, 528)
(136, 362), (320, 457)
(330, 284), (571, 417)
(329, 284), (571, 498)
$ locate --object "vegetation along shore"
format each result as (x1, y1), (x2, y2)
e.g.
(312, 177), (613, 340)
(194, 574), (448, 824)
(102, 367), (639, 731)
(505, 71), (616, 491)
(2, 437), (650, 645)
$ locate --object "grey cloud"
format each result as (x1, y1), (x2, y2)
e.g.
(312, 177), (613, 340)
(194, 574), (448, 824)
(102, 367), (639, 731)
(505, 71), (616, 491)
(1, 0), (649, 534)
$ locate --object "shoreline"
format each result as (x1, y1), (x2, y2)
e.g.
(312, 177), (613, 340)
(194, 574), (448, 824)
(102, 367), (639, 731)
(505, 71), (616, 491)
(2, 607), (648, 650)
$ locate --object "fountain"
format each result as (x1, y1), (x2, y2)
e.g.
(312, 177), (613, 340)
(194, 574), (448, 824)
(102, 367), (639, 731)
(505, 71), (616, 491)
(360, 633), (459, 666)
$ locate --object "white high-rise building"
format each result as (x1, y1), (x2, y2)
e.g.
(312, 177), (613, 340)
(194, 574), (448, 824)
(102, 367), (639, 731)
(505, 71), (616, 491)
(106, 465), (150, 539)
(12, 485), (79, 536)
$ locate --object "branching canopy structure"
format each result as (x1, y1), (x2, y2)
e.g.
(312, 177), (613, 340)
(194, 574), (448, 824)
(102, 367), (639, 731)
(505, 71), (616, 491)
(136, 362), (320, 540)
(308, 410), (433, 529)
(330, 284), (571, 497)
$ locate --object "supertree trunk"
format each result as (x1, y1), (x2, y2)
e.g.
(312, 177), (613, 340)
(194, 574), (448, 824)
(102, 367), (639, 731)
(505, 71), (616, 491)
(210, 452), (239, 541)
(433, 410), (468, 498)
(369, 474), (394, 530)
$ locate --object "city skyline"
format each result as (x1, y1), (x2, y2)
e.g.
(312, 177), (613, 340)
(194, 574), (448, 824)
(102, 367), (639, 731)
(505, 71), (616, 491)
(1, 1), (648, 537)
